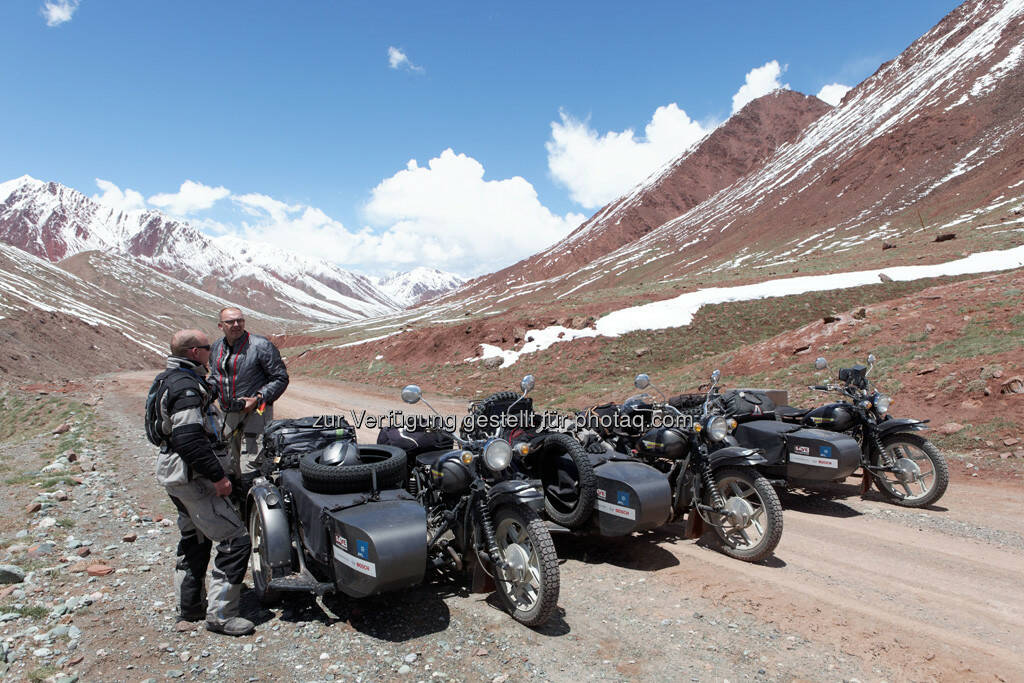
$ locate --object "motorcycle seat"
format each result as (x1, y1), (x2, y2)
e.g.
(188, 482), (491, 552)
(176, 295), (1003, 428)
(775, 406), (808, 422)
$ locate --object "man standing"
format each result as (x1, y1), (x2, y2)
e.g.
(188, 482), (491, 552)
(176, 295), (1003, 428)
(153, 329), (255, 636)
(209, 307), (289, 478)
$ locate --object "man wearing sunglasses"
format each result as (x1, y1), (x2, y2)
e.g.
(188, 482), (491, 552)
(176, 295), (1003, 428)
(152, 329), (255, 636)
(209, 307), (289, 480)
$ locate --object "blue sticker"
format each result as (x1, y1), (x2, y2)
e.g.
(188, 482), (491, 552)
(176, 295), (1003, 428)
(617, 491), (631, 506)
(356, 540), (369, 559)
(819, 446), (832, 458)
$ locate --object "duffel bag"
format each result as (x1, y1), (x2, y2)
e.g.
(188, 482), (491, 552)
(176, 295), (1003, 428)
(377, 427), (453, 457)
(262, 416), (357, 467)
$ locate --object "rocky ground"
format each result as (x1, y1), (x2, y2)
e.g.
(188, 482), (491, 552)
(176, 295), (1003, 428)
(1, 374), (1022, 682)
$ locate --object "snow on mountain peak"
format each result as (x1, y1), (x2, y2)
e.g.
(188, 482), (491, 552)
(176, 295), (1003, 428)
(376, 267), (466, 307)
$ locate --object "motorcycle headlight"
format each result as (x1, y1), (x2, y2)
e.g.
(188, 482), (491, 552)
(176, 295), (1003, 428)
(874, 393), (891, 415)
(482, 438), (513, 472)
(703, 416), (729, 442)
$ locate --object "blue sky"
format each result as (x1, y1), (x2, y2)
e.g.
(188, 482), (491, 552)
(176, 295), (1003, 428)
(1, 0), (962, 276)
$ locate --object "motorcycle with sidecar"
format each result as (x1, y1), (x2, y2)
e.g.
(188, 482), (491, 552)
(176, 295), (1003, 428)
(578, 371), (785, 562)
(245, 410), (559, 627)
(459, 375), (676, 538)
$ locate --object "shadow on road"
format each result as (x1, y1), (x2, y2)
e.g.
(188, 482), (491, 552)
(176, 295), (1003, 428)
(554, 528), (682, 572)
(248, 583), (453, 641)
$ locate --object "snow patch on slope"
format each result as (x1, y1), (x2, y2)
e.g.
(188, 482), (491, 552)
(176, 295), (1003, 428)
(469, 244), (1024, 367)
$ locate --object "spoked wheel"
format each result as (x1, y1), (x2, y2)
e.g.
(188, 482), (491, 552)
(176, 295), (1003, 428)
(249, 506), (281, 606)
(873, 433), (949, 508)
(492, 505), (559, 627)
(704, 467), (783, 563)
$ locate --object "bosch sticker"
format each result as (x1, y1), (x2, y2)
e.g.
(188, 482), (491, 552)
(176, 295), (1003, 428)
(333, 546), (377, 577)
(356, 540), (370, 560)
(790, 453), (838, 469)
(596, 499), (637, 520)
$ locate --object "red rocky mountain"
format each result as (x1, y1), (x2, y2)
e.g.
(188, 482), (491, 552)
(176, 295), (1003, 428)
(452, 0), (1024, 309)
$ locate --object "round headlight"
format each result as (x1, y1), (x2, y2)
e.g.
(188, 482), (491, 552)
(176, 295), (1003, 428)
(704, 416), (729, 442)
(874, 393), (891, 415)
(482, 439), (513, 472)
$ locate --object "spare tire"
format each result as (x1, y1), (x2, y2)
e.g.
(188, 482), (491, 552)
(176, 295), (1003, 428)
(299, 444), (406, 494)
(532, 433), (597, 530)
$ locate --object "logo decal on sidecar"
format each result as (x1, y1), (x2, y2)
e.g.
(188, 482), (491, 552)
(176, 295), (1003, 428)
(793, 445), (810, 455)
(596, 499), (636, 520)
(333, 545), (377, 577)
(617, 491), (630, 506)
(819, 446), (833, 458)
(596, 488), (606, 500)
(334, 534), (348, 551)
(356, 540), (370, 559)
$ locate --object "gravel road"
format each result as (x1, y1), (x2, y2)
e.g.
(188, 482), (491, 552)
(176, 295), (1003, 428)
(1, 371), (1021, 682)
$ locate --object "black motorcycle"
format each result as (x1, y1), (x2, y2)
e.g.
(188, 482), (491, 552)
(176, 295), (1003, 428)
(775, 355), (949, 508)
(397, 384), (560, 627)
(464, 375), (674, 537)
(583, 371), (785, 563)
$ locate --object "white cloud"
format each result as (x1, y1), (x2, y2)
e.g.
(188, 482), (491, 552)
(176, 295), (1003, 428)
(148, 180), (230, 216)
(41, 0), (78, 26)
(229, 149), (583, 276)
(816, 83), (852, 107)
(388, 46), (424, 73)
(732, 60), (789, 113)
(92, 178), (145, 212)
(545, 104), (709, 209)
(231, 192), (300, 223)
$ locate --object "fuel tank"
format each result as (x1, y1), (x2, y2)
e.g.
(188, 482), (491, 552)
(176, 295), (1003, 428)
(802, 403), (855, 432)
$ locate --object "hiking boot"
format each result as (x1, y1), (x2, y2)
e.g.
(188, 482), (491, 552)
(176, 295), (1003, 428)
(205, 617), (255, 637)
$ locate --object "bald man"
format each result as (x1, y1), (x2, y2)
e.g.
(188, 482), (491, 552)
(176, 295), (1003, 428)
(150, 328), (255, 636)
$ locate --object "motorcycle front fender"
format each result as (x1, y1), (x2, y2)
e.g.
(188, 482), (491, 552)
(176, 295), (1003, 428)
(247, 482), (293, 570)
(487, 479), (545, 513)
(707, 445), (767, 469)
(876, 418), (929, 436)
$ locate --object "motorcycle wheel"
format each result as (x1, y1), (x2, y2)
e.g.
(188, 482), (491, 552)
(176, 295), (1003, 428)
(491, 505), (560, 627)
(705, 467), (784, 563)
(248, 505), (282, 607)
(537, 433), (598, 530)
(872, 432), (949, 507)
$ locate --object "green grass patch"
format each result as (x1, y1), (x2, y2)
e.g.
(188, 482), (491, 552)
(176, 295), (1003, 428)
(12, 605), (49, 619)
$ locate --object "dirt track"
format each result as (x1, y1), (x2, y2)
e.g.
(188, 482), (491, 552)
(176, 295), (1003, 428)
(6, 371), (1021, 682)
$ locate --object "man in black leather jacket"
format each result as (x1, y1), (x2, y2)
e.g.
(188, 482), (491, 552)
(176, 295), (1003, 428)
(155, 329), (254, 636)
(209, 307), (289, 478)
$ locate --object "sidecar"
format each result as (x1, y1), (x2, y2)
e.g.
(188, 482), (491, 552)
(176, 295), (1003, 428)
(732, 420), (861, 484)
(584, 446), (673, 536)
(247, 418), (427, 604)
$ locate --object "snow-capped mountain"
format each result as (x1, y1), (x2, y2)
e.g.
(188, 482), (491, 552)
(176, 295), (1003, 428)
(375, 267), (465, 307)
(449, 0), (1024, 309)
(0, 176), (400, 322)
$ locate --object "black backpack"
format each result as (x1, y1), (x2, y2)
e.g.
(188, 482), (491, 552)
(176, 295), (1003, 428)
(144, 370), (174, 446)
